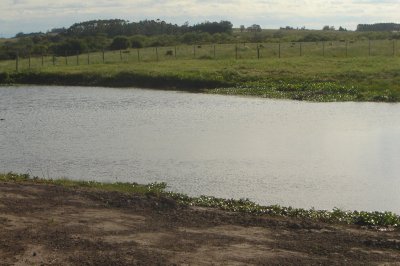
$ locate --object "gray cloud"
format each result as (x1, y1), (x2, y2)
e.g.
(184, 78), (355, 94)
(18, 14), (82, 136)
(0, 0), (399, 37)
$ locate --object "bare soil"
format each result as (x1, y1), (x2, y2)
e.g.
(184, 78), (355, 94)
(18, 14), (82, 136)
(1, 182), (400, 265)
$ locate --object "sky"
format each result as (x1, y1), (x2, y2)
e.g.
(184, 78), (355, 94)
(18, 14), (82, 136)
(0, 0), (399, 37)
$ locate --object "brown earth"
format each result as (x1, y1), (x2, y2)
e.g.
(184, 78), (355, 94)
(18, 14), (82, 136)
(1, 182), (400, 265)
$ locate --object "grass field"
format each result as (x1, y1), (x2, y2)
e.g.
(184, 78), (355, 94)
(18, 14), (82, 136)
(1, 39), (399, 102)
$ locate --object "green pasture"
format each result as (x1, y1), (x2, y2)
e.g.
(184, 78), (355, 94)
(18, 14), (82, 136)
(0, 39), (398, 72)
(0, 39), (399, 102)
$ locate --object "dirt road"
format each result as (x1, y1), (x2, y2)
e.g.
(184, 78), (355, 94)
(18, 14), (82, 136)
(1, 182), (400, 265)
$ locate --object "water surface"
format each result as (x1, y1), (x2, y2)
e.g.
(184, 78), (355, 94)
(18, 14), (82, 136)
(1, 86), (400, 213)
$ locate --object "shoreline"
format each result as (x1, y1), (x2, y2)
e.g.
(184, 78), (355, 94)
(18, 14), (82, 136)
(1, 174), (400, 264)
(1, 56), (399, 102)
(2, 173), (399, 228)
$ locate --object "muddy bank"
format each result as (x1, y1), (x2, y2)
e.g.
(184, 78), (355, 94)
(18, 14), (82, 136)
(1, 182), (400, 265)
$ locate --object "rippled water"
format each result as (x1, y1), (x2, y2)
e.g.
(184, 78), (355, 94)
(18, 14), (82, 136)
(1, 86), (400, 213)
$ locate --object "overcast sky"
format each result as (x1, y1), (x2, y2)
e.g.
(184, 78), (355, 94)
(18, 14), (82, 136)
(0, 0), (399, 37)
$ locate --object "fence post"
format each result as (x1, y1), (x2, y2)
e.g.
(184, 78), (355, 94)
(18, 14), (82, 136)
(156, 47), (159, 61)
(174, 46), (177, 59)
(369, 40), (371, 56)
(257, 44), (260, 59)
(393, 40), (396, 56)
(16, 52), (19, 72)
(278, 43), (281, 58)
(102, 50), (105, 63)
(120, 50), (122, 61)
(28, 53), (31, 69)
(300, 42), (302, 56)
(87, 52), (90, 65)
(41, 53), (44, 66)
(235, 44), (238, 60)
(65, 51), (68, 65)
(76, 51), (79, 65)
(213, 45), (216, 59)
(137, 49), (140, 62)
(193, 45), (196, 58)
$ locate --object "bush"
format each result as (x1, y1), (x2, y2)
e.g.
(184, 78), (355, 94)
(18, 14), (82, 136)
(131, 39), (143, 48)
(0, 72), (11, 83)
(110, 36), (130, 50)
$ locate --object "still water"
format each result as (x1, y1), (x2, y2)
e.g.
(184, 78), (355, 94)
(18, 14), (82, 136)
(1, 86), (400, 213)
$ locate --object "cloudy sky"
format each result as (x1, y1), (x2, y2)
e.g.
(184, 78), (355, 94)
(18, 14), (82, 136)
(0, 0), (399, 37)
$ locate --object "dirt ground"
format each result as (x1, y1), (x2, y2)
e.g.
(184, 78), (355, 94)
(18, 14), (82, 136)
(1, 182), (400, 265)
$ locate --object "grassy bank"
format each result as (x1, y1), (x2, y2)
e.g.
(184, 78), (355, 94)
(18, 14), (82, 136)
(1, 172), (399, 229)
(1, 55), (400, 102)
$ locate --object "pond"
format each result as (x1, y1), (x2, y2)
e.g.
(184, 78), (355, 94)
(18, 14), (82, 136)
(1, 86), (400, 213)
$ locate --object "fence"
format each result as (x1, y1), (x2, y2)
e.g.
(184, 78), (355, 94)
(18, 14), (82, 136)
(1, 39), (399, 72)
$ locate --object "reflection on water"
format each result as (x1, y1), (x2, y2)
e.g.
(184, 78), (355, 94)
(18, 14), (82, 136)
(1, 86), (400, 213)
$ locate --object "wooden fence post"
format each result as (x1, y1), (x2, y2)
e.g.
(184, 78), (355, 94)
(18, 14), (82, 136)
(174, 46), (177, 59)
(87, 52), (90, 65)
(235, 44), (238, 60)
(278, 43), (281, 58)
(156, 47), (159, 61)
(65, 51), (68, 65)
(16, 52), (19, 72)
(120, 50), (122, 61)
(257, 44), (260, 59)
(213, 45), (216, 59)
(193, 45), (196, 58)
(369, 40), (371, 56)
(137, 49), (140, 62)
(300, 42), (302, 56)
(393, 40), (396, 56)
(102, 50), (105, 63)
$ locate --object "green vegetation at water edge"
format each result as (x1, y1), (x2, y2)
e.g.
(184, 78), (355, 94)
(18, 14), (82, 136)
(1, 55), (399, 102)
(1, 172), (400, 229)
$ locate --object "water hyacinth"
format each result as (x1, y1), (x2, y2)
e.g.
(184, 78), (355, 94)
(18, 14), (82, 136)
(1, 172), (400, 228)
(208, 80), (362, 102)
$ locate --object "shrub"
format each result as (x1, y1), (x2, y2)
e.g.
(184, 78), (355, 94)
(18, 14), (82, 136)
(110, 36), (130, 50)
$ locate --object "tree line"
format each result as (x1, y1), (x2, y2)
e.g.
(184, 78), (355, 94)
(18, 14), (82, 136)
(0, 19), (234, 59)
(357, 23), (400, 32)
(1, 19), (400, 60)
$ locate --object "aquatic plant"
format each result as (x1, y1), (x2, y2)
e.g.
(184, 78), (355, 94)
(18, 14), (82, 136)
(1, 172), (399, 228)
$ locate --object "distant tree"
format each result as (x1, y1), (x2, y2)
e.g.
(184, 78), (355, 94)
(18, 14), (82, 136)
(357, 23), (400, 32)
(338, 26), (347, 32)
(240, 25), (245, 32)
(323, 25), (335, 31)
(191, 21), (233, 34)
(281, 26), (294, 30)
(50, 39), (87, 56)
(15, 32), (25, 38)
(247, 24), (262, 32)
(110, 36), (130, 50)
(49, 27), (66, 34)
(130, 35), (145, 48)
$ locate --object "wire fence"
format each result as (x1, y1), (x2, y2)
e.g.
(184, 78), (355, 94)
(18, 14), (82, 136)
(1, 39), (399, 72)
